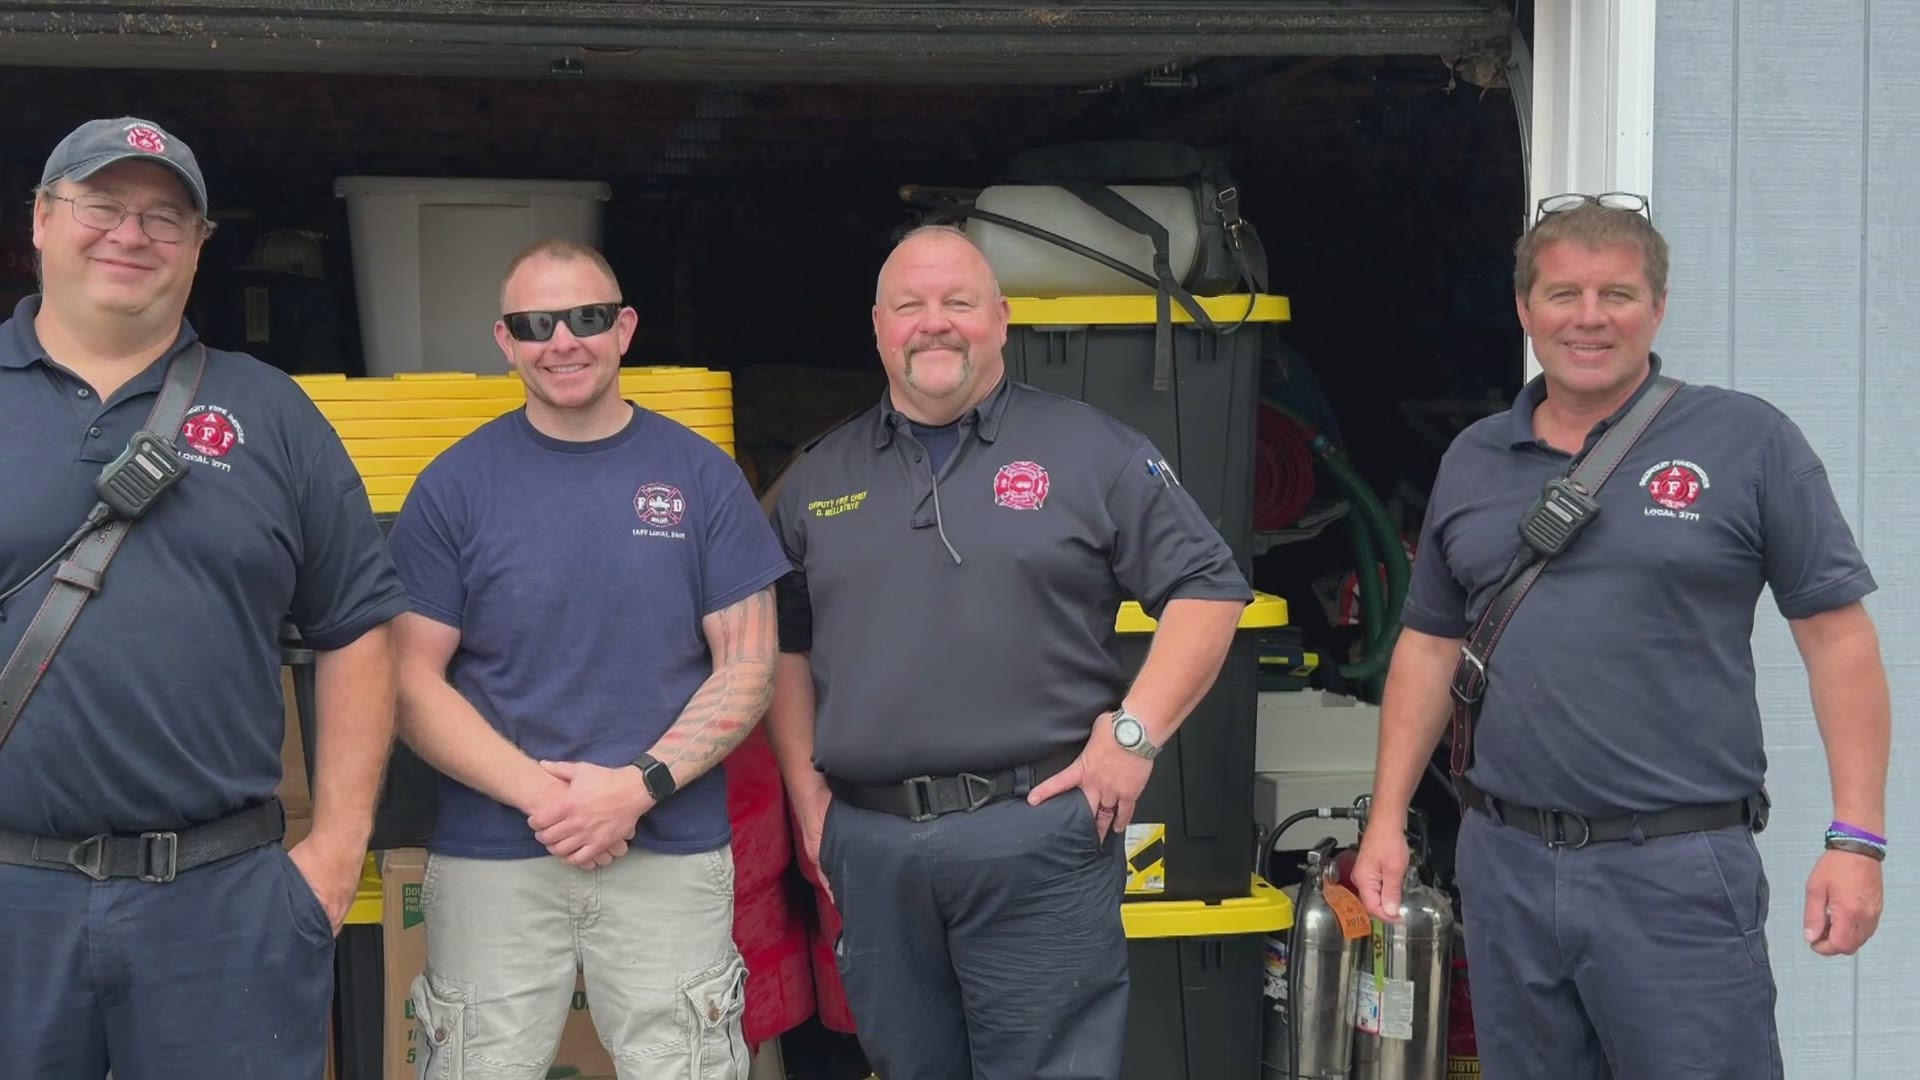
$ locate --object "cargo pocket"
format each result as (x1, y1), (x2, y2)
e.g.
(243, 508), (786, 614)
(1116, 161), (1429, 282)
(680, 956), (750, 1080)
(408, 973), (469, 1080)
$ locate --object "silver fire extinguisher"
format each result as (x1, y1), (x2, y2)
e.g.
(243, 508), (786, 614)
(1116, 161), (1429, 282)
(1262, 803), (1370, 1079)
(1353, 811), (1454, 1080)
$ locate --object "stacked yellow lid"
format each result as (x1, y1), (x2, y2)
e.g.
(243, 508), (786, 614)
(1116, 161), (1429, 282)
(294, 368), (735, 514)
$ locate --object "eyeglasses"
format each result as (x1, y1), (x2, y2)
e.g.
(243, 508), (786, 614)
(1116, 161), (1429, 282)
(1536, 191), (1652, 222)
(44, 193), (201, 244)
(501, 302), (623, 343)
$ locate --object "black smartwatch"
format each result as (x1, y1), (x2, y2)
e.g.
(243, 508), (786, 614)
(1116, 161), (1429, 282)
(631, 752), (678, 800)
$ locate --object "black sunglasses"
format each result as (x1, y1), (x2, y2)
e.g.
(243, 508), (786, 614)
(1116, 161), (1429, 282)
(502, 302), (623, 343)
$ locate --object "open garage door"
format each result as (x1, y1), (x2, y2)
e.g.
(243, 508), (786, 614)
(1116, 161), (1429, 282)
(0, 1), (1513, 83)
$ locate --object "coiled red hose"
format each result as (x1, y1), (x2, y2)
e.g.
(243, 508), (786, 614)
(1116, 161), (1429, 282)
(1254, 403), (1316, 531)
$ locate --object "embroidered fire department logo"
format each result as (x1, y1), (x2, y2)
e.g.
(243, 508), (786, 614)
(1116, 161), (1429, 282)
(125, 124), (167, 155)
(635, 482), (686, 529)
(181, 405), (243, 458)
(992, 461), (1051, 510)
(1640, 459), (1710, 511)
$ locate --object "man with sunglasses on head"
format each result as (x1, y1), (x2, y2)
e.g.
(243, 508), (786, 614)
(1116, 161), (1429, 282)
(0, 118), (406, 1078)
(386, 239), (786, 1078)
(1351, 193), (1890, 1080)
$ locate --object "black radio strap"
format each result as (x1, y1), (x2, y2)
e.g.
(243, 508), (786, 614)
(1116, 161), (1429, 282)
(0, 345), (206, 752)
(1447, 373), (1683, 778)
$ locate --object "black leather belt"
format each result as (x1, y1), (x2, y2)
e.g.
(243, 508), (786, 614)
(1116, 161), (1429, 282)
(1459, 778), (1767, 849)
(828, 749), (1080, 823)
(0, 799), (286, 883)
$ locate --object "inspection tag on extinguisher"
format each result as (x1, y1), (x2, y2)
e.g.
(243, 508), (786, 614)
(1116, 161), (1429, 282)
(1321, 883), (1372, 939)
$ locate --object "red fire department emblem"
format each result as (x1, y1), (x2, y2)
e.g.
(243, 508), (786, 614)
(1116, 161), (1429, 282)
(1641, 460), (1708, 511)
(181, 406), (240, 458)
(993, 461), (1051, 510)
(126, 125), (167, 155)
(635, 482), (686, 528)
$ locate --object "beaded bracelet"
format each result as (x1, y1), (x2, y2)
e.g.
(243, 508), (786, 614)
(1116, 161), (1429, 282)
(1829, 820), (1887, 846)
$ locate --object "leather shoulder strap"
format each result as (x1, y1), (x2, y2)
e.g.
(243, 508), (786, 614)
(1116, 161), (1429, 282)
(1447, 373), (1682, 778)
(0, 345), (207, 751)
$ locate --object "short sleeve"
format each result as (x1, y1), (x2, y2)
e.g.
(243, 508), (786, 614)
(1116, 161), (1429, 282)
(1106, 441), (1251, 618)
(288, 411), (408, 650)
(1399, 447), (1473, 639)
(698, 455), (792, 615)
(385, 465), (469, 630)
(769, 480), (813, 653)
(1759, 413), (1877, 619)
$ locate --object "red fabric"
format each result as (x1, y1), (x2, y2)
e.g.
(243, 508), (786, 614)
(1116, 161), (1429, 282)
(785, 796), (859, 1034)
(725, 727), (815, 1045)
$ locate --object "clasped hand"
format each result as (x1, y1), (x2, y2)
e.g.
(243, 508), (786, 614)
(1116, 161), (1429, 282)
(527, 760), (650, 869)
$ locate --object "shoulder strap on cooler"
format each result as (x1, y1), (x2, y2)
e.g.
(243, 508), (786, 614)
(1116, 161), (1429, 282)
(0, 344), (207, 753)
(1446, 373), (1683, 779)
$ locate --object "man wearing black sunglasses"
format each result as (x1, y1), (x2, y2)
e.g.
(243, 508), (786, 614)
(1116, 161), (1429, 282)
(386, 240), (788, 1078)
(1352, 196), (1889, 1080)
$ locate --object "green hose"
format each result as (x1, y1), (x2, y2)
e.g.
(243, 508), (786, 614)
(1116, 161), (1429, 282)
(1264, 401), (1412, 696)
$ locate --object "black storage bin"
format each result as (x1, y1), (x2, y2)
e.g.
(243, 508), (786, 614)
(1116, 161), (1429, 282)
(1111, 593), (1286, 903)
(333, 923), (385, 1080)
(1120, 880), (1292, 1080)
(1005, 294), (1288, 576)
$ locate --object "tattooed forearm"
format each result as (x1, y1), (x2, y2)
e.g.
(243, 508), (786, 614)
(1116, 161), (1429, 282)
(648, 588), (778, 784)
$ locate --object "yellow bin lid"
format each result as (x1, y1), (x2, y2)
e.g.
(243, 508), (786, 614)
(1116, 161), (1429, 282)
(1123, 876), (1293, 939)
(1115, 591), (1286, 634)
(1008, 294), (1290, 326)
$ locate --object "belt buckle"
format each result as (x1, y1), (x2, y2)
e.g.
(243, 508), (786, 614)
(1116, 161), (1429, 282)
(903, 776), (938, 823)
(1538, 809), (1592, 850)
(140, 831), (179, 883)
(958, 773), (993, 813)
(1451, 645), (1487, 706)
(66, 835), (110, 881)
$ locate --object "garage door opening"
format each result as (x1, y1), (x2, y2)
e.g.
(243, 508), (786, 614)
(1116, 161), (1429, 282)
(0, 47), (1522, 1074)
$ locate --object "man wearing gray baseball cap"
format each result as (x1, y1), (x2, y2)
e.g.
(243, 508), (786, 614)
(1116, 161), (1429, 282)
(0, 117), (407, 1078)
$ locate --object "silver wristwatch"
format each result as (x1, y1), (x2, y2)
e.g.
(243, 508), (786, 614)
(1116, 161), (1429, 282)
(1110, 707), (1161, 761)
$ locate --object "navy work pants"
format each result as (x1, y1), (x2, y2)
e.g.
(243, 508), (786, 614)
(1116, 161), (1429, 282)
(1456, 806), (1784, 1080)
(0, 844), (336, 1079)
(820, 790), (1130, 1080)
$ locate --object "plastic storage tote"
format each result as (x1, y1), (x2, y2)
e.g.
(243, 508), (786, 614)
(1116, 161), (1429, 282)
(1004, 294), (1289, 576)
(1121, 877), (1294, 1080)
(332, 176), (611, 377)
(1114, 592), (1288, 903)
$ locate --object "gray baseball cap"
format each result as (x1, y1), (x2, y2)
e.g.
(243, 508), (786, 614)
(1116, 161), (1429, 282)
(40, 117), (209, 213)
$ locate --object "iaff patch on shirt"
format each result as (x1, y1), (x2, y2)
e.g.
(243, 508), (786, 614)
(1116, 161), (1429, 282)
(808, 490), (868, 518)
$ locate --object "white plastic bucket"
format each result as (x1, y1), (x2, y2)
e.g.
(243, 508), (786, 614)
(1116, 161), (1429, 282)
(333, 177), (612, 376)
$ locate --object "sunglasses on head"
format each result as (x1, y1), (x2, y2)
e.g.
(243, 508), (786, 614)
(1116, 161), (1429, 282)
(502, 302), (623, 343)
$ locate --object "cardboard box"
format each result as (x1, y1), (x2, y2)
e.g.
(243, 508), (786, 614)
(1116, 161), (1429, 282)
(278, 666), (313, 817)
(380, 849), (617, 1080)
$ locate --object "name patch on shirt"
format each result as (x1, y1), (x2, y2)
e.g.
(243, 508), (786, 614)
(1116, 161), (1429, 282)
(809, 490), (868, 518)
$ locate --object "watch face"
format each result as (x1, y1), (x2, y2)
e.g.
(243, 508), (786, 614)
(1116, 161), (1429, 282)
(1114, 716), (1143, 746)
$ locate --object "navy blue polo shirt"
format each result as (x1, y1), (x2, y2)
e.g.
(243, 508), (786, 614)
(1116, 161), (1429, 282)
(0, 295), (407, 838)
(772, 376), (1252, 783)
(386, 405), (791, 860)
(1403, 355), (1876, 816)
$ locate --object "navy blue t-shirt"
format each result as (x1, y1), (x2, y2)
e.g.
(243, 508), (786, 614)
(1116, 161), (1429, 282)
(387, 404), (790, 859)
(0, 296), (407, 837)
(908, 419), (961, 475)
